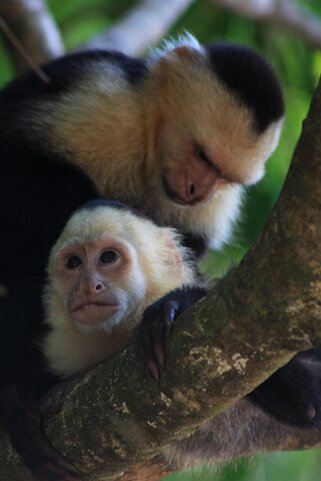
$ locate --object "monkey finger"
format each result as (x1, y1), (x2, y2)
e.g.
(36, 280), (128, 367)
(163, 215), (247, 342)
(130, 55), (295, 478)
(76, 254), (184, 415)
(147, 314), (171, 368)
(146, 358), (161, 381)
(153, 342), (166, 367)
(135, 325), (160, 376)
(15, 432), (82, 481)
(33, 460), (82, 481)
(38, 401), (62, 418)
(163, 300), (179, 332)
(139, 338), (161, 380)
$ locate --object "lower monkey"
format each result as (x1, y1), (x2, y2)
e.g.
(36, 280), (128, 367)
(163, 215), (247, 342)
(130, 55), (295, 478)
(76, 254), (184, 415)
(1, 200), (320, 481)
(0, 199), (205, 481)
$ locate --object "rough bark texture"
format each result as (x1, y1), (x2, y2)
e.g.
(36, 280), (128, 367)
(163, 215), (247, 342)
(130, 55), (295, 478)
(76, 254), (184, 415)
(1, 78), (321, 479)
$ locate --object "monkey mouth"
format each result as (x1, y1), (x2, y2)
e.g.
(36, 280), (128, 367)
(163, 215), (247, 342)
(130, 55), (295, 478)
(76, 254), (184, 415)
(70, 302), (121, 326)
(71, 302), (119, 313)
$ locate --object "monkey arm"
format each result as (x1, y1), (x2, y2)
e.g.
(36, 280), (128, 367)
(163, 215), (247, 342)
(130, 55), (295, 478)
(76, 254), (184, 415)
(248, 348), (321, 427)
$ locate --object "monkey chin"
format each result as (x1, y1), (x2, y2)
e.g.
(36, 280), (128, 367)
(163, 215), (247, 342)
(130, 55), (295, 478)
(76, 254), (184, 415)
(70, 303), (123, 333)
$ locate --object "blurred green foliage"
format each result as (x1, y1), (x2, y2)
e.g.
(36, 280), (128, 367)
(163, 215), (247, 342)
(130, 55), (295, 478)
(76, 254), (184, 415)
(0, 0), (321, 479)
(166, 449), (321, 481)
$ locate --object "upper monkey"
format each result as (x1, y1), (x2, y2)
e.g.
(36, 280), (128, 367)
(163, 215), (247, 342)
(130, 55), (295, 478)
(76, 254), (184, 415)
(0, 33), (284, 263)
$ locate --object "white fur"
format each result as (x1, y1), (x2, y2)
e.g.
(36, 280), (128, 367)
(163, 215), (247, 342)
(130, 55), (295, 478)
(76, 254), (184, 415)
(148, 31), (203, 64)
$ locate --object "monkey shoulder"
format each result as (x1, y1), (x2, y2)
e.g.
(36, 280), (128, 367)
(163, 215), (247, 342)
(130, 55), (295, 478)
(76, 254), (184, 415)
(0, 50), (148, 106)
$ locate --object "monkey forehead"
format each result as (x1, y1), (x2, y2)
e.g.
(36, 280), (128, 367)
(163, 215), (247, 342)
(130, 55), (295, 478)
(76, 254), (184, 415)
(52, 205), (180, 255)
(152, 35), (284, 133)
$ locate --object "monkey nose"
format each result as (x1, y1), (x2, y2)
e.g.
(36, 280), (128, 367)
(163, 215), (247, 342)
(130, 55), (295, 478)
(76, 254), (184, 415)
(83, 278), (105, 295)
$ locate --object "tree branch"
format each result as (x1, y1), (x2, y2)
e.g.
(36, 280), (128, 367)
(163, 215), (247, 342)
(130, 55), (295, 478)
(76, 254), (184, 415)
(212, 0), (321, 50)
(0, 0), (64, 74)
(84, 0), (195, 55)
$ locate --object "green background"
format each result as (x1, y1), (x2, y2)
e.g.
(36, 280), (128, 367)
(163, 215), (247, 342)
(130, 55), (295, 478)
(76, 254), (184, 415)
(1, 0), (321, 479)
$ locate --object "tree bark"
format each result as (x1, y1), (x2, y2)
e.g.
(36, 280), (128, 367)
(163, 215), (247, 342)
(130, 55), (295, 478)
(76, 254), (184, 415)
(0, 72), (321, 480)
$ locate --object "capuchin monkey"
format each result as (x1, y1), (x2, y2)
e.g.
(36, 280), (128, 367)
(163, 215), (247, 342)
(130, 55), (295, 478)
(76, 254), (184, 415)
(0, 199), (205, 481)
(42, 200), (202, 379)
(0, 33), (284, 260)
(0, 32), (319, 448)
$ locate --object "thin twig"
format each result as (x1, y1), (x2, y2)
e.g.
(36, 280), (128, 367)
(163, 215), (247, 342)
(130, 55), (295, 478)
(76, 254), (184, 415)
(0, 17), (50, 83)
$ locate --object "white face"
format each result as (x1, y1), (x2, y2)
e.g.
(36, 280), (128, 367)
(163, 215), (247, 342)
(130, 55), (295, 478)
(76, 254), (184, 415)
(150, 51), (283, 210)
(53, 236), (146, 332)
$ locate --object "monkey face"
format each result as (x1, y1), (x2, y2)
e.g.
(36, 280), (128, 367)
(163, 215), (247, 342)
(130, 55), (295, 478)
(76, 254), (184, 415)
(54, 237), (146, 332)
(152, 50), (283, 208)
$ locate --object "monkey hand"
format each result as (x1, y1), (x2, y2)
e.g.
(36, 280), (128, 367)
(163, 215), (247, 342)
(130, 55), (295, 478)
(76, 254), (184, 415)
(135, 286), (206, 380)
(248, 348), (321, 428)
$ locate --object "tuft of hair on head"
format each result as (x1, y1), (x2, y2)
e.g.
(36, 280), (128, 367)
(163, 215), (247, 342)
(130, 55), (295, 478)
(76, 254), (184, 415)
(148, 31), (203, 64)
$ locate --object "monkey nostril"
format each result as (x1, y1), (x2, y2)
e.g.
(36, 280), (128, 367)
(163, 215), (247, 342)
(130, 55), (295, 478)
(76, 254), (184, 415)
(188, 183), (195, 197)
(95, 283), (104, 292)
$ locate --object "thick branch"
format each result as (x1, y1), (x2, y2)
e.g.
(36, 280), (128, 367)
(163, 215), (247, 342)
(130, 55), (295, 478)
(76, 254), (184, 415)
(1, 77), (321, 480)
(213, 0), (321, 50)
(0, 0), (64, 74)
(84, 0), (195, 55)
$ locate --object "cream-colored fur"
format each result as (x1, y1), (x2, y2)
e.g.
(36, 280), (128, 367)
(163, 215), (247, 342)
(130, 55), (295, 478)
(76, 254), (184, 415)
(27, 33), (283, 251)
(42, 205), (196, 378)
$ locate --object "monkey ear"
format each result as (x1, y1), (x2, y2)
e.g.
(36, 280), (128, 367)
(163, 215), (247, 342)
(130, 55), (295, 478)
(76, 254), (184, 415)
(163, 234), (183, 270)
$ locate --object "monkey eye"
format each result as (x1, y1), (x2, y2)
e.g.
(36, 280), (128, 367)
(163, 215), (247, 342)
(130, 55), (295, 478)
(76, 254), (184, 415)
(66, 255), (82, 270)
(100, 250), (119, 265)
(196, 145), (223, 176)
(196, 147), (207, 160)
(196, 146), (211, 165)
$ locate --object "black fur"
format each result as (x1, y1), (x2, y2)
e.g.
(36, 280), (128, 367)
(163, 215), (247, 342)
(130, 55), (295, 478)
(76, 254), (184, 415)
(0, 50), (147, 103)
(0, 156), (98, 290)
(0, 154), (97, 479)
(248, 349), (321, 427)
(206, 43), (284, 132)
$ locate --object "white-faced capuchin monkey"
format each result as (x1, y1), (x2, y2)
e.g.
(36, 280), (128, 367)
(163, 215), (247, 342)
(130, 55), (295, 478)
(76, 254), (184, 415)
(42, 200), (201, 380)
(0, 32), (319, 476)
(0, 199), (205, 481)
(0, 33), (284, 261)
